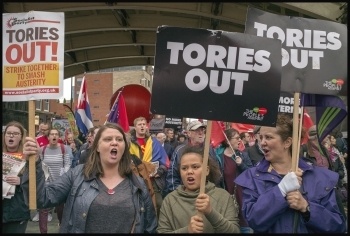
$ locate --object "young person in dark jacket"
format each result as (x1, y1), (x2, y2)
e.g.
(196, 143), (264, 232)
(246, 126), (265, 166)
(2, 121), (30, 233)
(22, 123), (157, 233)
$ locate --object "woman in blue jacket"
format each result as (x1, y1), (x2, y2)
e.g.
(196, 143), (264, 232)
(22, 123), (157, 233)
(235, 114), (346, 233)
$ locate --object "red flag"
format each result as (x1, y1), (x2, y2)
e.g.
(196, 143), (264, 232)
(210, 121), (226, 148)
(231, 123), (255, 133)
(117, 94), (130, 132)
(231, 123), (255, 151)
(301, 108), (314, 145)
(106, 93), (130, 132)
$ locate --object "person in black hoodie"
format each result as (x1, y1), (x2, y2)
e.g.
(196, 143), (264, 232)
(245, 126), (265, 166)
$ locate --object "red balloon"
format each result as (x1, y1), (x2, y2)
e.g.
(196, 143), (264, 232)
(110, 85), (152, 125)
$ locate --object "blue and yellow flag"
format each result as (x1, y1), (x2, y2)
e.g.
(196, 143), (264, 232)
(129, 137), (169, 167)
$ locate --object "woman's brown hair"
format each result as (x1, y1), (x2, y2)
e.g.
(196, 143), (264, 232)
(2, 121), (27, 153)
(83, 123), (132, 178)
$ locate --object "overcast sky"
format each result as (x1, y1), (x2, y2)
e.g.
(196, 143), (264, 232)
(59, 77), (73, 102)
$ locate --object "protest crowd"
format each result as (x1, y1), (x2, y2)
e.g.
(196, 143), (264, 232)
(2, 115), (348, 233)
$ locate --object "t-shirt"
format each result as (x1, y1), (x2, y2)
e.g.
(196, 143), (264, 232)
(40, 144), (71, 182)
(85, 178), (135, 233)
(137, 138), (146, 154)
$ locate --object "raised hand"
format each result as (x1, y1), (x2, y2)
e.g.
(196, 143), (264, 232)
(23, 137), (40, 161)
(195, 193), (212, 215)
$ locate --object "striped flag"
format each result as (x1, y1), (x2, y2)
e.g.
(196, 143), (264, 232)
(75, 76), (93, 136)
(301, 93), (347, 142)
(105, 92), (129, 132)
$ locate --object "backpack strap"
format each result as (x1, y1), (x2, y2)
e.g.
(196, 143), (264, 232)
(42, 145), (47, 160)
(60, 143), (65, 166)
(42, 144), (65, 166)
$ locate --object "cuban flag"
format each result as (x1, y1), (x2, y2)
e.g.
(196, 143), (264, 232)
(75, 76), (93, 136)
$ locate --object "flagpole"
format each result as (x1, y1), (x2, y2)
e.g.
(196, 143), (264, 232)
(104, 89), (123, 125)
(76, 75), (85, 108)
(222, 129), (238, 161)
(75, 73), (94, 137)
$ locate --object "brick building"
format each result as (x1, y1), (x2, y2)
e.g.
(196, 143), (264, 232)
(62, 65), (152, 125)
(2, 66), (153, 132)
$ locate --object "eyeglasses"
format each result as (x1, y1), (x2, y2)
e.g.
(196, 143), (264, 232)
(5, 132), (21, 137)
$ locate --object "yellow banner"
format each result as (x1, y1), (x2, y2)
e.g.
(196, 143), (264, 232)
(3, 63), (59, 88)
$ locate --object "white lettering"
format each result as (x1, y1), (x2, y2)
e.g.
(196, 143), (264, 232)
(185, 68), (249, 95)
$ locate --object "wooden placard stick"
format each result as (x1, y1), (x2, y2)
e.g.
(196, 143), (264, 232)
(28, 100), (37, 209)
(197, 120), (212, 216)
(291, 93), (300, 172)
(296, 105), (304, 165)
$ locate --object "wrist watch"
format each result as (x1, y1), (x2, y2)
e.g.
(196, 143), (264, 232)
(301, 204), (310, 221)
(306, 205), (310, 212)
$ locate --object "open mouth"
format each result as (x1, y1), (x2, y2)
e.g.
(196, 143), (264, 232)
(262, 149), (269, 155)
(8, 139), (14, 144)
(187, 177), (195, 184)
(110, 149), (118, 157)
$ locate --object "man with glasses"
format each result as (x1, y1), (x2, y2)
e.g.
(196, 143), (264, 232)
(162, 120), (218, 197)
(36, 122), (63, 147)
